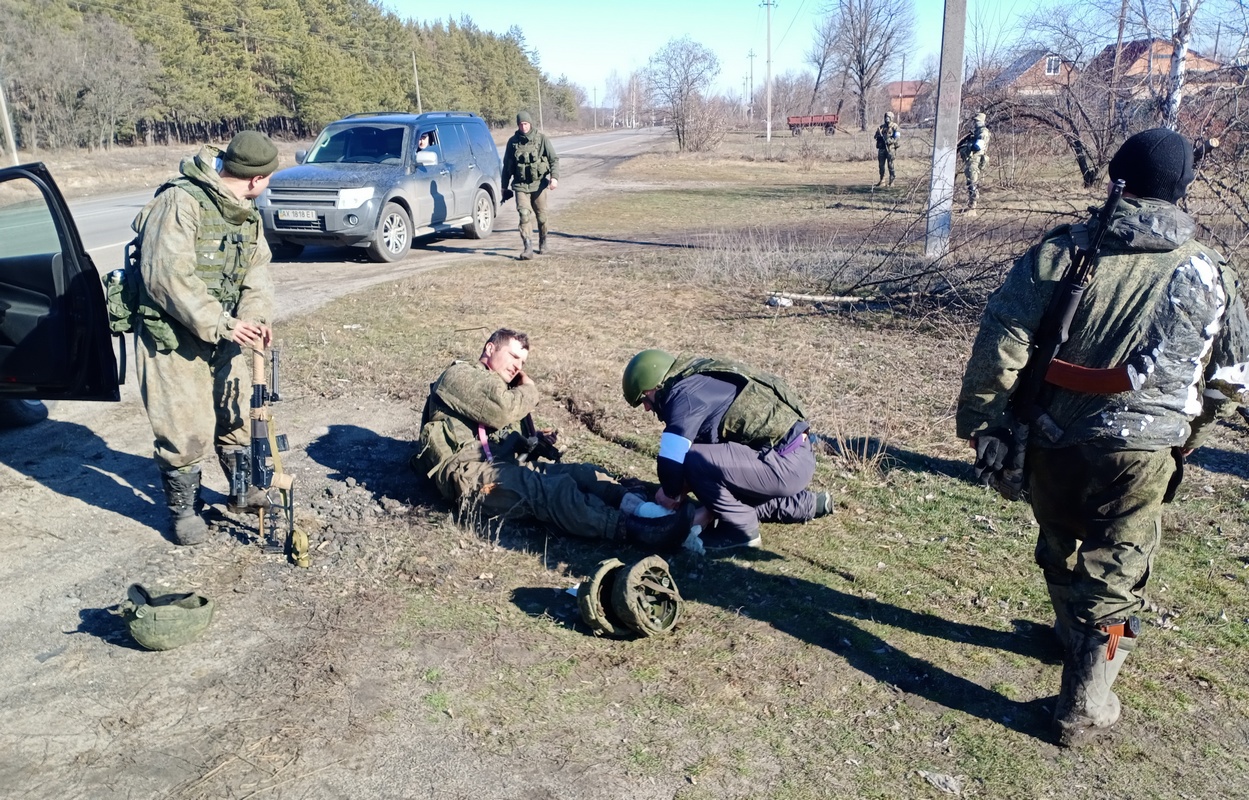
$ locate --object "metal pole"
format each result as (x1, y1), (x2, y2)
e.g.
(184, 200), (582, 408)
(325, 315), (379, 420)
(537, 75), (544, 129)
(924, 0), (968, 259)
(593, 87), (597, 130)
(411, 52), (423, 114)
(763, 1), (774, 142)
(747, 49), (756, 125)
(0, 66), (19, 166)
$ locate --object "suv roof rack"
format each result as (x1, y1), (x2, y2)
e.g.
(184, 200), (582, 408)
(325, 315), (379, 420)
(344, 111), (413, 118)
(343, 111), (481, 120)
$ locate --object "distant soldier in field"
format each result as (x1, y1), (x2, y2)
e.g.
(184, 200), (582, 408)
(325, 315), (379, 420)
(956, 128), (1249, 747)
(874, 111), (900, 186)
(958, 112), (991, 213)
(501, 111), (559, 260)
(131, 131), (279, 545)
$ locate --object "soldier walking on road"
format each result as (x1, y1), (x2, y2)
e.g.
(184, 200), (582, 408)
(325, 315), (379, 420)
(501, 111), (559, 260)
(874, 111), (900, 187)
(958, 112), (991, 213)
(132, 131), (279, 545)
(956, 128), (1249, 747)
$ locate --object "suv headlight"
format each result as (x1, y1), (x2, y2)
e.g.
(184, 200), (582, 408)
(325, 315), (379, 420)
(337, 187), (375, 209)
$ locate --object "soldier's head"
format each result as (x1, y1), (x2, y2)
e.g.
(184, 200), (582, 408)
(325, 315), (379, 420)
(516, 110), (533, 135)
(973, 112), (987, 127)
(220, 131), (279, 200)
(480, 328), (530, 383)
(884, 111), (894, 122)
(1108, 128), (1194, 203)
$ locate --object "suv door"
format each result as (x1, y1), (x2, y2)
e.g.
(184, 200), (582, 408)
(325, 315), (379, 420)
(433, 123), (477, 218)
(0, 164), (119, 404)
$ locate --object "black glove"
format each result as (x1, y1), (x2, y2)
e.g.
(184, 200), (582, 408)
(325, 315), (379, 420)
(501, 188), (514, 204)
(973, 428), (1011, 482)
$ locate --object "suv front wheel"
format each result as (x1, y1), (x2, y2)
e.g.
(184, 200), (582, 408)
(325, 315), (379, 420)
(367, 202), (413, 263)
(463, 188), (495, 240)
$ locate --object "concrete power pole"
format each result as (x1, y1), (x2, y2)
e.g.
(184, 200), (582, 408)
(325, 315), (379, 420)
(762, 1), (775, 142)
(411, 52), (423, 114)
(747, 49), (756, 125)
(0, 67), (18, 166)
(924, 0), (968, 259)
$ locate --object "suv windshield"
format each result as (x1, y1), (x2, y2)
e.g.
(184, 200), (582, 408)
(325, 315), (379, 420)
(305, 123), (408, 165)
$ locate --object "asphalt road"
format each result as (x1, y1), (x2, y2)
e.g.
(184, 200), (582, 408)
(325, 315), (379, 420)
(71, 126), (665, 316)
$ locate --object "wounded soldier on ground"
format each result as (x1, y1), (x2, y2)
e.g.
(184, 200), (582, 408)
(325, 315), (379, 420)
(415, 329), (688, 548)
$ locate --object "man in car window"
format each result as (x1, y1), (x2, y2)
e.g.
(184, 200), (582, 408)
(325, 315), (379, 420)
(501, 111), (559, 260)
(417, 132), (432, 151)
(130, 131), (279, 546)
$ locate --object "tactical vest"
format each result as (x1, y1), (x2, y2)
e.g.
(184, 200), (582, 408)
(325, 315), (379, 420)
(509, 135), (549, 187)
(660, 355), (808, 448)
(876, 123), (899, 150)
(134, 178), (260, 351)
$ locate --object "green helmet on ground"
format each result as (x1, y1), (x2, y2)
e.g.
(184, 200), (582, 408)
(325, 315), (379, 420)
(117, 584), (215, 651)
(622, 349), (676, 407)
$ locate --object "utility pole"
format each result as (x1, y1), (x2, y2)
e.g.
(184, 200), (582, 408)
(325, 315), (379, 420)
(593, 87), (597, 130)
(411, 52), (423, 114)
(924, 0), (968, 259)
(761, 1), (775, 142)
(537, 75), (544, 129)
(898, 53), (906, 115)
(747, 49), (756, 125)
(0, 67), (17, 166)
(743, 75), (749, 119)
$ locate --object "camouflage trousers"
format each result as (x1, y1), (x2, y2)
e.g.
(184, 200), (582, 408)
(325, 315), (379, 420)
(965, 152), (988, 204)
(432, 456), (627, 540)
(877, 148), (896, 181)
(137, 329), (251, 472)
(1029, 444), (1177, 633)
(514, 181), (550, 239)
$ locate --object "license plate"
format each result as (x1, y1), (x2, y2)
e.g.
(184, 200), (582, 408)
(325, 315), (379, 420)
(277, 209), (317, 221)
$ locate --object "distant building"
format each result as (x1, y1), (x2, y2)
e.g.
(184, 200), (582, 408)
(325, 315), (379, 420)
(1086, 38), (1223, 96)
(985, 49), (1078, 96)
(883, 80), (928, 115)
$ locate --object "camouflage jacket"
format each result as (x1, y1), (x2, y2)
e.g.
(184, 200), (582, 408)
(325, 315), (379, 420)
(416, 360), (540, 477)
(959, 125), (990, 159)
(502, 129), (559, 192)
(659, 354), (808, 449)
(875, 121), (900, 151)
(131, 145), (273, 350)
(957, 197), (1249, 451)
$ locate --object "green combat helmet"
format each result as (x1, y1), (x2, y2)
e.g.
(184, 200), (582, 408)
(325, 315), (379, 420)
(577, 556), (681, 638)
(113, 584), (215, 650)
(622, 349), (676, 407)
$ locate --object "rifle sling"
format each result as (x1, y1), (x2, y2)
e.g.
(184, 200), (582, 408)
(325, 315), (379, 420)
(1044, 359), (1134, 395)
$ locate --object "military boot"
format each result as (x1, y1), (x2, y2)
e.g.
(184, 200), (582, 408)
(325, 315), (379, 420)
(537, 224), (550, 255)
(887, 174), (895, 187)
(1053, 621), (1136, 747)
(617, 506), (692, 552)
(519, 233), (534, 261)
(217, 446), (271, 514)
(161, 467), (209, 546)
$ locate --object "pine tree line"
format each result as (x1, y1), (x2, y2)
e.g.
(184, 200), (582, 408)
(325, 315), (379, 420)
(0, 0), (581, 151)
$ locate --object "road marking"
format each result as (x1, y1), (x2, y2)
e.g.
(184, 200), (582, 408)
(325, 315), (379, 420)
(88, 239), (132, 254)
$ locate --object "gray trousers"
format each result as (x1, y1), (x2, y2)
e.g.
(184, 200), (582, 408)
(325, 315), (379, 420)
(684, 437), (817, 535)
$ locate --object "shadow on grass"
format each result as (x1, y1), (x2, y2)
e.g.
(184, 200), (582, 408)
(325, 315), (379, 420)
(816, 434), (974, 483)
(303, 423), (439, 508)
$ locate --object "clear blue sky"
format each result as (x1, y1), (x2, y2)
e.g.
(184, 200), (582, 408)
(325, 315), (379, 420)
(380, 0), (996, 100)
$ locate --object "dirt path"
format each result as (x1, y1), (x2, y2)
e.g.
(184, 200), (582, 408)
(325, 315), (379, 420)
(0, 129), (678, 800)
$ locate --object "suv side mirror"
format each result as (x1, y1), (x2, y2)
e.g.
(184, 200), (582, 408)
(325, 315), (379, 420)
(295, 150), (307, 164)
(415, 150), (438, 168)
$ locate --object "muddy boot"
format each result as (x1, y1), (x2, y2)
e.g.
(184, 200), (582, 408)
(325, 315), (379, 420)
(874, 178), (883, 187)
(887, 174), (895, 187)
(217, 446), (270, 513)
(161, 467), (208, 546)
(1053, 621), (1136, 747)
(536, 223), (550, 255)
(518, 234), (534, 261)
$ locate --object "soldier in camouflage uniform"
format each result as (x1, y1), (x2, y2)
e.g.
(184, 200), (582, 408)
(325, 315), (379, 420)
(622, 349), (832, 551)
(956, 128), (1249, 746)
(501, 111), (559, 260)
(958, 112), (991, 212)
(874, 111), (900, 187)
(417, 329), (688, 548)
(132, 131), (279, 545)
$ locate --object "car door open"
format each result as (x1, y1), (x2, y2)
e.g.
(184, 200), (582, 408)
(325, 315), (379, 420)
(0, 164), (119, 403)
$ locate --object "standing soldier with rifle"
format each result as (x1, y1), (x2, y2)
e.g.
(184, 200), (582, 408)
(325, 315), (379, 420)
(874, 111), (900, 187)
(131, 131), (279, 545)
(956, 128), (1249, 747)
(958, 112), (991, 214)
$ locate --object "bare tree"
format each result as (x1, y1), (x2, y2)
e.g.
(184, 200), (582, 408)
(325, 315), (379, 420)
(648, 37), (720, 151)
(1162, 0), (1204, 128)
(816, 0), (915, 130)
(805, 13), (840, 113)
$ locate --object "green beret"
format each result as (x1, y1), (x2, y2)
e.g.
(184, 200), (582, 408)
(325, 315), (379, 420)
(222, 131), (279, 178)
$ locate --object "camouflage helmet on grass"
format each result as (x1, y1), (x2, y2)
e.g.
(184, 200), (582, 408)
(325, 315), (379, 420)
(622, 349), (676, 407)
(115, 584), (214, 651)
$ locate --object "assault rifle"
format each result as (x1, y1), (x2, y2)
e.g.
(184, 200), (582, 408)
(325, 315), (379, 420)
(516, 414), (561, 464)
(976, 180), (1127, 500)
(230, 348), (310, 566)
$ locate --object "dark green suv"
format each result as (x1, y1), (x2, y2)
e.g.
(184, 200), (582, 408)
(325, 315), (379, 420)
(259, 111), (502, 262)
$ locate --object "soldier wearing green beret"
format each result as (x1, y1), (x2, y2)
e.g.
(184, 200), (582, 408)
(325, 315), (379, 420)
(131, 131), (280, 545)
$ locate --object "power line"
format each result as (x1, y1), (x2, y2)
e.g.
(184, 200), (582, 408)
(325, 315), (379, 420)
(777, 0), (811, 49)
